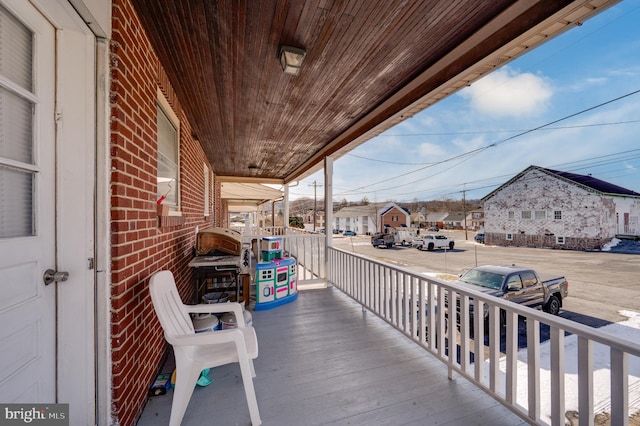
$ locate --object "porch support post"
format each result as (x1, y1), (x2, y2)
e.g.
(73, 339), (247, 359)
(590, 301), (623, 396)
(284, 184), (290, 234)
(271, 201), (275, 230)
(324, 156), (333, 283)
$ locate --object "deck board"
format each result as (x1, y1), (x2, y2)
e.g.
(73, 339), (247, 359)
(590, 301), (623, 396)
(136, 287), (526, 425)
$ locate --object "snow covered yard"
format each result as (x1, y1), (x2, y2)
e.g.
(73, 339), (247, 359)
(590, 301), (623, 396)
(479, 310), (640, 424)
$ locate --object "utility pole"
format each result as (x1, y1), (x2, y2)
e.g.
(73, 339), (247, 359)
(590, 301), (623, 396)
(308, 180), (322, 231)
(462, 188), (468, 241)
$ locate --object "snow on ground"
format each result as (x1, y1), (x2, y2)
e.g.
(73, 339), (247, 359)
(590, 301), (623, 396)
(602, 238), (622, 251)
(480, 310), (640, 424)
(601, 238), (640, 254)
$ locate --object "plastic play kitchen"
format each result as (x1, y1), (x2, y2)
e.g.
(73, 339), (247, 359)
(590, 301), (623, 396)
(254, 236), (297, 310)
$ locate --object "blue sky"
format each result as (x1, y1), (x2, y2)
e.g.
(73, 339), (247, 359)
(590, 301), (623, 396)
(290, 1), (640, 203)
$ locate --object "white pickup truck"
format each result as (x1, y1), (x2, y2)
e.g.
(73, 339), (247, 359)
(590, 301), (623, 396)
(416, 234), (455, 251)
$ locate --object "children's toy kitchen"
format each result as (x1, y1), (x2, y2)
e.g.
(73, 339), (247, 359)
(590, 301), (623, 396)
(254, 236), (298, 310)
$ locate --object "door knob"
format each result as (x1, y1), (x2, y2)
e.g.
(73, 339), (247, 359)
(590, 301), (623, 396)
(43, 269), (69, 285)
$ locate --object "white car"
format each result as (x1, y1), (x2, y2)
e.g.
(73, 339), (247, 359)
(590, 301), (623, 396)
(416, 234), (455, 251)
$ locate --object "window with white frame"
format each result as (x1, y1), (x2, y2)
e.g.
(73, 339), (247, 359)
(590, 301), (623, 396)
(521, 210), (531, 219)
(203, 163), (210, 216)
(0, 5), (35, 238)
(556, 236), (565, 245)
(392, 215), (398, 222)
(157, 96), (180, 210)
(554, 210), (562, 220)
(506, 233), (513, 241)
(535, 210), (546, 220)
(508, 211), (515, 220)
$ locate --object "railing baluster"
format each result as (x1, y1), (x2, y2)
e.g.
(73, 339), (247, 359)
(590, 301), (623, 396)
(577, 336), (594, 426)
(550, 326), (565, 426)
(505, 310), (518, 405)
(437, 285), (446, 358)
(474, 301), (484, 384)
(526, 318), (540, 422)
(489, 305), (500, 394)
(396, 271), (403, 328)
(405, 274), (410, 336)
(416, 278), (423, 343)
(427, 281), (435, 351)
(447, 289), (457, 379)
(460, 294), (470, 373)
(610, 347), (629, 426)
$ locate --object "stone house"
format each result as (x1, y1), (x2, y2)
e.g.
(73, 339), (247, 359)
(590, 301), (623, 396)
(483, 165), (640, 249)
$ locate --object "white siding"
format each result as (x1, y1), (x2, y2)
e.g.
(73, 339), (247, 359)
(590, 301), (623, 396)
(613, 197), (640, 235)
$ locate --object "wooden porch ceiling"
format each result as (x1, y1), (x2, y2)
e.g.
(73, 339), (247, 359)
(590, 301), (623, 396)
(131, 0), (618, 184)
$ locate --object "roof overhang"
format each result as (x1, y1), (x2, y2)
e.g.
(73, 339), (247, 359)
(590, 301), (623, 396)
(221, 182), (284, 212)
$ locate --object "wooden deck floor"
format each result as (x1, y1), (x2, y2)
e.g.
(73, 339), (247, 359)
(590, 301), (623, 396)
(136, 287), (527, 426)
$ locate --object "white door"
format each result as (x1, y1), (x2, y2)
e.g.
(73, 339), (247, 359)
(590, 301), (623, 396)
(0, 0), (57, 403)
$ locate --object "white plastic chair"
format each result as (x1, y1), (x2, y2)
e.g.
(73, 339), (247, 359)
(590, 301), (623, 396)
(149, 270), (261, 426)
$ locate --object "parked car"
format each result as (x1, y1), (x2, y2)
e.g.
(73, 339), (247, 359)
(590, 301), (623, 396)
(427, 226), (439, 232)
(371, 232), (394, 248)
(475, 233), (485, 243)
(416, 234), (454, 251)
(343, 230), (356, 236)
(448, 264), (569, 333)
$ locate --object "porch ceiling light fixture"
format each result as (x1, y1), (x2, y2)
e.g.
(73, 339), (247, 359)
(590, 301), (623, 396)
(279, 45), (306, 75)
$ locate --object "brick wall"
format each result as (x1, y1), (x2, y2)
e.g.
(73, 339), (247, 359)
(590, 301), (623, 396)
(381, 207), (407, 232)
(110, 1), (215, 424)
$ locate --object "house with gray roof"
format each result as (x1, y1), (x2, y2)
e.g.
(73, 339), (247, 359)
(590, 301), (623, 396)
(443, 211), (467, 229)
(482, 165), (640, 249)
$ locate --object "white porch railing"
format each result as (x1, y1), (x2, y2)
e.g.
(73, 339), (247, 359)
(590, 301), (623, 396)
(282, 233), (326, 286)
(241, 232), (327, 287)
(327, 246), (640, 426)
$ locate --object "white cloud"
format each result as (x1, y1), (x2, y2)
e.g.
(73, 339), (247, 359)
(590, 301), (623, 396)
(460, 67), (553, 118)
(417, 141), (446, 157)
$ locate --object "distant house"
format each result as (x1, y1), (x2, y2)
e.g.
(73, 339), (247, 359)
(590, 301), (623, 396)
(424, 212), (448, 229)
(443, 211), (467, 230)
(410, 212), (425, 227)
(334, 202), (409, 234)
(468, 207), (485, 231)
(303, 210), (325, 229)
(482, 165), (640, 249)
(380, 204), (411, 230)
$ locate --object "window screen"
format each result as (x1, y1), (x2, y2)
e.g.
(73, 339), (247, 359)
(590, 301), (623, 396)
(157, 104), (179, 208)
(0, 5), (35, 238)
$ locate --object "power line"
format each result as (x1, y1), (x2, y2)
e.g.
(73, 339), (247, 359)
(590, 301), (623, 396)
(332, 88), (640, 197)
(347, 119), (640, 165)
(332, 149), (640, 201)
(373, 119), (640, 138)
